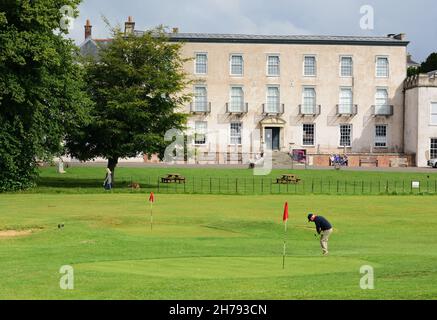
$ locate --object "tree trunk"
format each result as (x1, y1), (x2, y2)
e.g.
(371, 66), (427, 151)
(107, 157), (118, 186)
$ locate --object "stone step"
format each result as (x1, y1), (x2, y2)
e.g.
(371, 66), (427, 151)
(270, 151), (307, 167)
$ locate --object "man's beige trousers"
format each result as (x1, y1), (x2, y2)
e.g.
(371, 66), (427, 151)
(320, 228), (333, 254)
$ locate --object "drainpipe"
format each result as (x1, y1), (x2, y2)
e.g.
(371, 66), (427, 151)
(402, 83), (406, 156)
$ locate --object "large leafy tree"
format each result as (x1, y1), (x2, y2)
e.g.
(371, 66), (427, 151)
(0, 0), (91, 191)
(419, 52), (437, 74)
(408, 52), (437, 77)
(65, 26), (191, 182)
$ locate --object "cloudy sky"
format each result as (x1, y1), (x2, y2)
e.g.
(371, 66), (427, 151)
(68, 0), (436, 62)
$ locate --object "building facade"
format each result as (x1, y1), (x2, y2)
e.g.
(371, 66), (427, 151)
(404, 72), (437, 167)
(80, 18), (435, 167)
(171, 32), (409, 166)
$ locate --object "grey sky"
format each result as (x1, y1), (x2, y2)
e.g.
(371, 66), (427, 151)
(68, 0), (436, 62)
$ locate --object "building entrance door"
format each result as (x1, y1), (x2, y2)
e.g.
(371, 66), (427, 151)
(265, 127), (280, 151)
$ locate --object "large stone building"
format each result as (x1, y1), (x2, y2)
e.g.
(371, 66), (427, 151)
(80, 18), (437, 168)
(404, 71), (437, 167)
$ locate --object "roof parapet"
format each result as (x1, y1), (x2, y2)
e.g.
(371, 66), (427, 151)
(405, 73), (437, 89)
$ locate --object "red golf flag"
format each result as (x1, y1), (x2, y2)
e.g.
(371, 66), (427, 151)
(149, 192), (155, 203)
(283, 202), (289, 222)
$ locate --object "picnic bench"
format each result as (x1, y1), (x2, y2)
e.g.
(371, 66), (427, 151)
(161, 173), (186, 184)
(276, 174), (301, 184)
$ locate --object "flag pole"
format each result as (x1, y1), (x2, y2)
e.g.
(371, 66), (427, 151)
(283, 220), (287, 269)
(148, 192), (155, 231)
(150, 201), (153, 231)
(282, 202), (289, 270)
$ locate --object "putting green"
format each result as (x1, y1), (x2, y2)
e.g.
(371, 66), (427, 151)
(1, 193), (437, 299)
(111, 224), (244, 238)
(76, 256), (375, 279)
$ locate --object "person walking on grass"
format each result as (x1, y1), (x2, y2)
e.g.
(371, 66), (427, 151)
(103, 168), (113, 191)
(308, 213), (333, 256)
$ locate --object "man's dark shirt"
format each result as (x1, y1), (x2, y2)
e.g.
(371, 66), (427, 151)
(313, 216), (332, 234)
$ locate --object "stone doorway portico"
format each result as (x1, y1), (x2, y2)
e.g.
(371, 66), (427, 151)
(260, 116), (287, 152)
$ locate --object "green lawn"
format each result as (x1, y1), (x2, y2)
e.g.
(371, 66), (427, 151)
(33, 166), (437, 195)
(1, 193), (437, 299)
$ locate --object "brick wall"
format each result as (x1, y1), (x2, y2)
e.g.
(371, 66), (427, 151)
(311, 154), (415, 168)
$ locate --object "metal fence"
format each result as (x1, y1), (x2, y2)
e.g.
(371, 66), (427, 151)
(119, 177), (437, 195)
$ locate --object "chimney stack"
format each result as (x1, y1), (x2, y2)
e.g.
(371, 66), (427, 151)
(125, 16), (135, 35)
(84, 19), (92, 40)
(394, 33), (406, 41)
(388, 33), (406, 41)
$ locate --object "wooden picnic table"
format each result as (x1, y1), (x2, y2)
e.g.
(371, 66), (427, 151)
(161, 173), (186, 184)
(276, 174), (301, 184)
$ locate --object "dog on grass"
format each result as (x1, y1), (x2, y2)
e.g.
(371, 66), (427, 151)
(128, 183), (141, 190)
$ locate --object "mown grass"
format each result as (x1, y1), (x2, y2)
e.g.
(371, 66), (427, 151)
(1, 193), (437, 299)
(32, 166), (437, 195)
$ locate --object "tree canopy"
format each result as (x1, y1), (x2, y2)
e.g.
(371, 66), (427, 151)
(419, 52), (437, 74)
(0, 0), (91, 191)
(65, 26), (191, 181)
(408, 52), (437, 76)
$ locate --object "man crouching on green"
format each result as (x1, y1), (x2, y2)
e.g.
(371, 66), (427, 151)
(308, 213), (333, 256)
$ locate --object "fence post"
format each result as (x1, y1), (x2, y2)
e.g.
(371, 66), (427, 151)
(336, 180), (339, 193)
(261, 178), (264, 194)
(311, 179), (314, 194)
